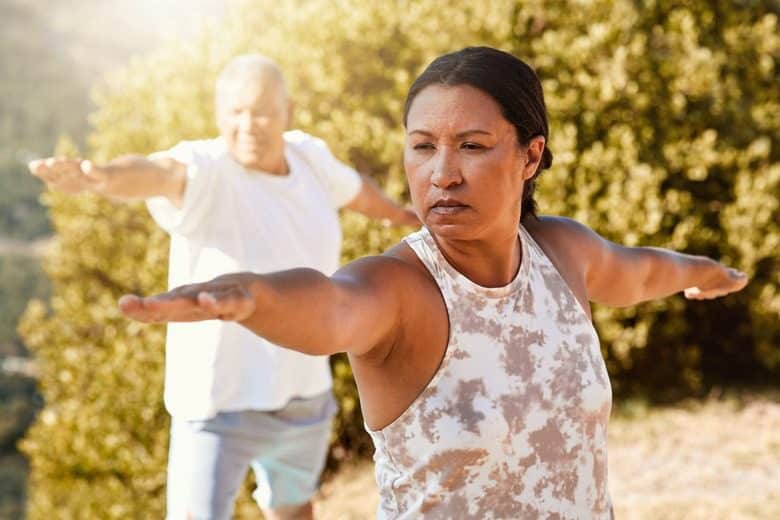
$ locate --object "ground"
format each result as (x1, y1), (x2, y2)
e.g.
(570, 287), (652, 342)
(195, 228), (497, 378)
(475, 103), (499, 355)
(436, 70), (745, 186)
(311, 393), (780, 519)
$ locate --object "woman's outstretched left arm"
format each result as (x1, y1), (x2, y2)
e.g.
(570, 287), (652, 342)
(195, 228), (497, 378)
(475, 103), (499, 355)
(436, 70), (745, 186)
(537, 217), (748, 307)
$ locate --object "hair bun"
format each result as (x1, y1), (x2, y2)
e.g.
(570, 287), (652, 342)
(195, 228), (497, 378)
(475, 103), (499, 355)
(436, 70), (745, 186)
(541, 147), (553, 170)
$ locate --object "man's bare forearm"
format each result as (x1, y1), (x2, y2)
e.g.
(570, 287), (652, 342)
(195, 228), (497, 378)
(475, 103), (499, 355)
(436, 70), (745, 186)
(94, 155), (186, 203)
(346, 175), (419, 226)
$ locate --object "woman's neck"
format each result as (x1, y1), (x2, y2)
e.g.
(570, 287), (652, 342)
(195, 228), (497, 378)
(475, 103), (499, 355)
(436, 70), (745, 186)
(434, 228), (522, 288)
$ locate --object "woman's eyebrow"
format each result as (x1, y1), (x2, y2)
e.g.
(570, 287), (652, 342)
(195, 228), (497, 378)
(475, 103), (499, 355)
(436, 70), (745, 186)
(455, 129), (492, 138)
(408, 129), (493, 137)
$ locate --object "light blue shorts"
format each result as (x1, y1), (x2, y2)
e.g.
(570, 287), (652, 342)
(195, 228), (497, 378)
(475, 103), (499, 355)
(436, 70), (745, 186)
(166, 391), (337, 520)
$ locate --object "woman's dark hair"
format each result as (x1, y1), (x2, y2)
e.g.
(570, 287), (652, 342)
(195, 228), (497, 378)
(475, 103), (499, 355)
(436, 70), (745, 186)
(403, 47), (553, 221)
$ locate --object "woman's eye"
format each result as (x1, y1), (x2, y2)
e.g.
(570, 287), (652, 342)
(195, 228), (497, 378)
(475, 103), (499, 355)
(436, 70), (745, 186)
(462, 142), (484, 150)
(413, 143), (435, 150)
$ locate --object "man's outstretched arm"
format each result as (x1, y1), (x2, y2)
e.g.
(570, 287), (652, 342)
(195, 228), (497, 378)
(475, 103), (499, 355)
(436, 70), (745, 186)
(345, 175), (420, 227)
(28, 155), (187, 207)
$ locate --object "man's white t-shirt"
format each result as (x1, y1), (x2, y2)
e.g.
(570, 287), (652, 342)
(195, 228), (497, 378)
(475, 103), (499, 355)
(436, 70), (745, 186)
(146, 130), (362, 420)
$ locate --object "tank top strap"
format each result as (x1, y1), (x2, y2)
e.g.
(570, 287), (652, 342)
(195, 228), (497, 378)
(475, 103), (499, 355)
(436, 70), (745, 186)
(402, 227), (448, 284)
(518, 223), (552, 267)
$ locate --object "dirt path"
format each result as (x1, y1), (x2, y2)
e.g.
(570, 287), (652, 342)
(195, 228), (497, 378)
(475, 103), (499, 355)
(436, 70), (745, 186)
(313, 395), (780, 519)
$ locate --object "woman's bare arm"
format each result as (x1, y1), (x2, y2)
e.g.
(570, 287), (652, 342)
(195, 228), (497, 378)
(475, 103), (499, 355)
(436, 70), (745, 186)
(535, 217), (748, 307)
(119, 256), (416, 357)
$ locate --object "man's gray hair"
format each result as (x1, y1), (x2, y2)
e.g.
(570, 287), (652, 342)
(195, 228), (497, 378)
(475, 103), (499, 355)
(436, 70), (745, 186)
(216, 54), (287, 99)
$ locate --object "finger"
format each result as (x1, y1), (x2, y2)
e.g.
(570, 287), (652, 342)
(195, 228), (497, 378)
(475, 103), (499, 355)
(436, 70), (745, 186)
(29, 158), (59, 181)
(28, 159), (46, 177)
(119, 293), (205, 323)
(44, 157), (64, 180)
(686, 287), (732, 300)
(141, 295), (203, 321)
(197, 289), (254, 321)
(81, 160), (109, 183)
(119, 294), (164, 322)
(197, 291), (224, 318)
(198, 287), (254, 319)
(37, 158), (81, 184)
(728, 269), (748, 289)
(118, 294), (143, 314)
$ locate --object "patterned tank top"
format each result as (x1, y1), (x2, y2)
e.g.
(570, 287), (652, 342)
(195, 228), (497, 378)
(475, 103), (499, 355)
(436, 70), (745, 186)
(368, 225), (613, 519)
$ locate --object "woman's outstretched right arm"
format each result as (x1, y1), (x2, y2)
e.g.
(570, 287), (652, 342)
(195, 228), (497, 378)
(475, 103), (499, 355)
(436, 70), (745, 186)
(119, 256), (413, 358)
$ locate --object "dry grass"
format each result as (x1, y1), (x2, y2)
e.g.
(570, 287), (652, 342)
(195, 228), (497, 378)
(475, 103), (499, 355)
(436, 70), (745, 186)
(313, 394), (780, 519)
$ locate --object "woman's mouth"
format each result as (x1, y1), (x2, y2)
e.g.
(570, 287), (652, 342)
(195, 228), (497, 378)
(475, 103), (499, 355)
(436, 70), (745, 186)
(430, 199), (469, 215)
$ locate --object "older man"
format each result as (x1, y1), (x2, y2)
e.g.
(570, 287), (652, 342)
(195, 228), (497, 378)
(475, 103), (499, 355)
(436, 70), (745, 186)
(29, 54), (417, 520)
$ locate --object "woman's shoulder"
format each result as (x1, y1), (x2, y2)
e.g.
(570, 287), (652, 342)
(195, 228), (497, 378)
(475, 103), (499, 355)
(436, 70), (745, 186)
(525, 215), (603, 255)
(524, 216), (603, 313)
(525, 214), (592, 237)
(334, 239), (435, 290)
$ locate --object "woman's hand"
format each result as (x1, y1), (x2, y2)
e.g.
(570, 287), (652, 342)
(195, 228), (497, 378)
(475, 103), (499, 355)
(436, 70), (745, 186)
(684, 265), (748, 300)
(119, 273), (257, 323)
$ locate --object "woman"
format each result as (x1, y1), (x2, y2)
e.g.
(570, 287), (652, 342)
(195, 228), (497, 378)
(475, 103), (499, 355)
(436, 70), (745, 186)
(121, 47), (747, 518)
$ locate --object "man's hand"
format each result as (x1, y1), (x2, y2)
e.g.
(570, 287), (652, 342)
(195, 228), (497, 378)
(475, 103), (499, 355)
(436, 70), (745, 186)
(28, 158), (112, 195)
(346, 175), (421, 228)
(119, 274), (257, 323)
(382, 208), (420, 228)
(684, 265), (748, 300)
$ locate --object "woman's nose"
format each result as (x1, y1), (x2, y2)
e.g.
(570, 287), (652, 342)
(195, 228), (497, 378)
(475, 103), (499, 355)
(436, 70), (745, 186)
(430, 149), (463, 188)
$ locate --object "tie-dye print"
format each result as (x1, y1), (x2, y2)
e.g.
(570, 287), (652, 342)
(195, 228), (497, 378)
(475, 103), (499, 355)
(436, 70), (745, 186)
(368, 226), (613, 519)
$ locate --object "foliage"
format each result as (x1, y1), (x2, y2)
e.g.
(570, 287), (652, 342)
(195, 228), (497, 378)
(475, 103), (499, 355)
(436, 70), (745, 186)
(0, 162), (51, 241)
(0, 452), (30, 520)
(518, 0), (780, 397)
(0, 368), (39, 519)
(0, 255), (49, 356)
(0, 0), (90, 241)
(20, 0), (778, 517)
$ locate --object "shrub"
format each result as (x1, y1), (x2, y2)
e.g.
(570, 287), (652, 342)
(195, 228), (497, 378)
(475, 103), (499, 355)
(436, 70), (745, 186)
(21, 1), (778, 517)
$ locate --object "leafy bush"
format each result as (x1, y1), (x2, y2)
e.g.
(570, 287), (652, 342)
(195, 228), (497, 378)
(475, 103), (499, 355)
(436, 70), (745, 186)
(0, 255), (49, 355)
(20, 1), (778, 517)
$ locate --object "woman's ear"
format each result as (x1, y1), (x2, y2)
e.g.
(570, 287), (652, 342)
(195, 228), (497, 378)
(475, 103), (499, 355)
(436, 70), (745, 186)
(522, 136), (546, 180)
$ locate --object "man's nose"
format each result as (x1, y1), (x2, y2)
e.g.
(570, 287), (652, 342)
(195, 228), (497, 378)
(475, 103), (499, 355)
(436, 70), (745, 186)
(237, 113), (269, 131)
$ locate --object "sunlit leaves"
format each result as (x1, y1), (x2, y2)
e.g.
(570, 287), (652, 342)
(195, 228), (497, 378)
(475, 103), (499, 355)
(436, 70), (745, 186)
(20, 1), (779, 517)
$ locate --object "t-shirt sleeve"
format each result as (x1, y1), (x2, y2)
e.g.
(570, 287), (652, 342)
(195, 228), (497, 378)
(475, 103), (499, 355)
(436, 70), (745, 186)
(145, 141), (219, 237)
(302, 136), (363, 208)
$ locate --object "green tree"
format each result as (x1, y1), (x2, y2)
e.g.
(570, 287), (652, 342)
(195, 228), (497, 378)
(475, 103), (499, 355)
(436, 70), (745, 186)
(510, 0), (780, 397)
(0, 255), (49, 356)
(21, 1), (778, 517)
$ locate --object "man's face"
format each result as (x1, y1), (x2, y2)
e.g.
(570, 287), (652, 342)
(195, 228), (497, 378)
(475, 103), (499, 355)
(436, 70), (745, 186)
(216, 79), (289, 174)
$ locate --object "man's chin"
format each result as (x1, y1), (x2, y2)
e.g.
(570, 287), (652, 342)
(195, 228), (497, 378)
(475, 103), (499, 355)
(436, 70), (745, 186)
(233, 151), (265, 169)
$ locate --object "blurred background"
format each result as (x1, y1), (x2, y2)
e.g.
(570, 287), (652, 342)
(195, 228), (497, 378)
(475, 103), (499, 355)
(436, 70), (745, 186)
(1, 0), (777, 518)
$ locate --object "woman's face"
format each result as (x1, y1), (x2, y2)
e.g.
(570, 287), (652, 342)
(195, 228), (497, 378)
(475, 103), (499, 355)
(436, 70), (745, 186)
(404, 84), (543, 242)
